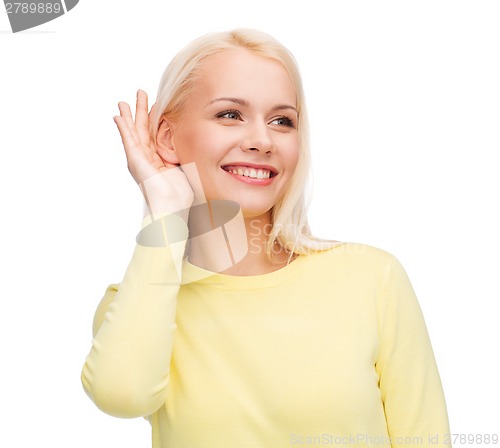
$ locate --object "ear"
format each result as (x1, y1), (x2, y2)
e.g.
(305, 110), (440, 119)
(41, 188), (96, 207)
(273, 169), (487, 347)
(155, 118), (180, 165)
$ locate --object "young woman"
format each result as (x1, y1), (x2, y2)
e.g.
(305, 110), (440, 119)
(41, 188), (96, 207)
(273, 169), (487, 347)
(81, 29), (451, 447)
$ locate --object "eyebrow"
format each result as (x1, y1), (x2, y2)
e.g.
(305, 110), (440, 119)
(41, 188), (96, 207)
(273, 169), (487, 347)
(207, 97), (298, 113)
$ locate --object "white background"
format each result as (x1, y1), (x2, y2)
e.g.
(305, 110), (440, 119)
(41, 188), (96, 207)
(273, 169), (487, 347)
(1, 1), (499, 446)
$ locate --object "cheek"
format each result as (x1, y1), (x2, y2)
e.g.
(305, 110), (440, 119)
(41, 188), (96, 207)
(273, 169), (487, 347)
(284, 138), (300, 172)
(175, 124), (234, 165)
(173, 134), (200, 164)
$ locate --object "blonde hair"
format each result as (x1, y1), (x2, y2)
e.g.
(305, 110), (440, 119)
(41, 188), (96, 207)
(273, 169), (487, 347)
(150, 28), (340, 259)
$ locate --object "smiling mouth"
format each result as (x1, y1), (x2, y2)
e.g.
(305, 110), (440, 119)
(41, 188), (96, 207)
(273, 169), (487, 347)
(221, 165), (277, 179)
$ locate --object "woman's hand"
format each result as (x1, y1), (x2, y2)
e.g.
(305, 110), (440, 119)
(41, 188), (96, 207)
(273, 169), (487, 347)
(113, 90), (194, 216)
(113, 89), (174, 183)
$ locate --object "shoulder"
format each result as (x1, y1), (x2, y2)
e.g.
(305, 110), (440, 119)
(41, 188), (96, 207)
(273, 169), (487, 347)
(300, 242), (399, 289)
(312, 241), (397, 269)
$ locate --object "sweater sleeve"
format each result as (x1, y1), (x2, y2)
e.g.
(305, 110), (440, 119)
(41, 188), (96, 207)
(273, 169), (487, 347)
(375, 256), (451, 448)
(81, 213), (188, 419)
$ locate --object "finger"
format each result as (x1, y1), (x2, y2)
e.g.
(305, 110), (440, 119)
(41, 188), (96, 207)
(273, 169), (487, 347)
(135, 90), (150, 145)
(147, 103), (161, 151)
(118, 101), (139, 144)
(118, 101), (133, 119)
(149, 102), (157, 116)
(148, 103), (159, 137)
(113, 115), (138, 159)
(148, 102), (158, 127)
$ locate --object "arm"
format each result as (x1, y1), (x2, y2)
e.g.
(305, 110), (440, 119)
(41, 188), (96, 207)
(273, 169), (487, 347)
(81, 90), (192, 418)
(81, 214), (188, 418)
(376, 256), (451, 447)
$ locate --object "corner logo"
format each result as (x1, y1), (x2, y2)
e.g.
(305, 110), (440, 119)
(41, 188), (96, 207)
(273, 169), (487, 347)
(4, 0), (78, 33)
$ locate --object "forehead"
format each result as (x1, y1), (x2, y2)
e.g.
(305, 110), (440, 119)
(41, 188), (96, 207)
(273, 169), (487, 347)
(192, 48), (296, 105)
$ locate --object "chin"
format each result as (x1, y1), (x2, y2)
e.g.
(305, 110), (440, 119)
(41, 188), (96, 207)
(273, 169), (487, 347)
(239, 204), (274, 220)
(202, 187), (277, 220)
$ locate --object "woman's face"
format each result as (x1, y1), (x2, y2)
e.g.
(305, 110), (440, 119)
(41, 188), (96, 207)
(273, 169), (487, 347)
(165, 48), (300, 219)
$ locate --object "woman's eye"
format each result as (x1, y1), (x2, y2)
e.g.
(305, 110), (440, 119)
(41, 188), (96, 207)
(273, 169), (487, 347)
(215, 110), (241, 120)
(270, 116), (296, 128)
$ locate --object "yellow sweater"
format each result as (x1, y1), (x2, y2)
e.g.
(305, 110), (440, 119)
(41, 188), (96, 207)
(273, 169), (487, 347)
(81, 216), (450, 448)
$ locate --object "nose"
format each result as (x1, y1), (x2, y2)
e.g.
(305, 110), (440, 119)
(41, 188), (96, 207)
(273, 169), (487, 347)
(240, 120), (275, 154)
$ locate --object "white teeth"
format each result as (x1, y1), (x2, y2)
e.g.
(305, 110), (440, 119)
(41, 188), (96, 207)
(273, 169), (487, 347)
(226, 166), (272, 179)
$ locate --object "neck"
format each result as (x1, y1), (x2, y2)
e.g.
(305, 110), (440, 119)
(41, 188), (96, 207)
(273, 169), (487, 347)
(187, 211), (295, 276)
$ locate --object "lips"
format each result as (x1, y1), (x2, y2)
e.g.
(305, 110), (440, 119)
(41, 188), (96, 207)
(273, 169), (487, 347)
(221, 164), (278, 180)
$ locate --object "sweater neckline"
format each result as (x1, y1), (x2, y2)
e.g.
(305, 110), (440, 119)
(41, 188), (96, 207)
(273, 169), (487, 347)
(181, 253), (305, 289)
(181, 243), (345, 289)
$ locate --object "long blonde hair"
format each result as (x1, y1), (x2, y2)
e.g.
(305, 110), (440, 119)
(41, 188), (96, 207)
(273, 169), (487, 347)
(149, 28), (340, 259)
